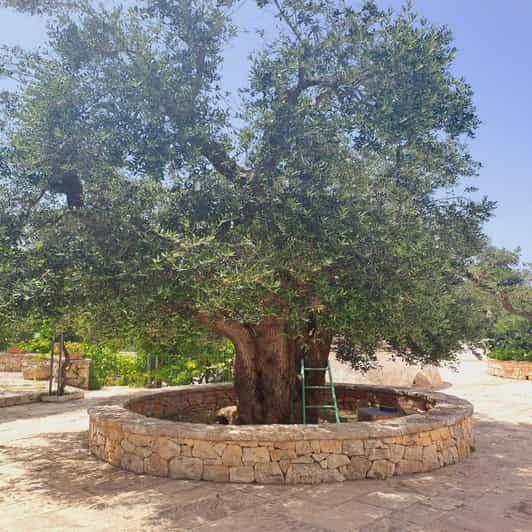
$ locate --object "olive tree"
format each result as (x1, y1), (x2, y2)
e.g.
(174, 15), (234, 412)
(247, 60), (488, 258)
(0, 0), (493, 423)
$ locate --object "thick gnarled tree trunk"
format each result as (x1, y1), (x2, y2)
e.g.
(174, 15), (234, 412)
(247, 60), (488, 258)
(200, 316), (332, 424)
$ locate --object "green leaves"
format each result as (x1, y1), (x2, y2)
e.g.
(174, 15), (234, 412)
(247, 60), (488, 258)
(0, 0), (495, 366)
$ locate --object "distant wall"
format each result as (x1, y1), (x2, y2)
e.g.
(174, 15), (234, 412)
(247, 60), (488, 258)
(0, 352), (34, 372)
(487, 357), (532, 380)
(0, 352), (92, 390)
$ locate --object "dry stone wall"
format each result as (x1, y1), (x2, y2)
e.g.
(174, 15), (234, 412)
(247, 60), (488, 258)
(0, 352), (34, 372)
(487, 357), (532, 380)
(0, 352), (92, 389)
(89, 383), (474, 484)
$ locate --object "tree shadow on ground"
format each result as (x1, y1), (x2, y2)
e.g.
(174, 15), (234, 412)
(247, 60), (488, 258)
(0, 413), (531, 531)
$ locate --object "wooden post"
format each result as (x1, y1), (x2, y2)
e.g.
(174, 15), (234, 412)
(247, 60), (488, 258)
(57, 332), (64, 396)
(48, 337), (55, 396)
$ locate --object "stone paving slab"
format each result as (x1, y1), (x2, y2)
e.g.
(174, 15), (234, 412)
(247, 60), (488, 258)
(0, 357), (531, 531)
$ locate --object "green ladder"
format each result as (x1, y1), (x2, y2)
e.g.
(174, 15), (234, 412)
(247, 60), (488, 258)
(300, 359), (340, 424)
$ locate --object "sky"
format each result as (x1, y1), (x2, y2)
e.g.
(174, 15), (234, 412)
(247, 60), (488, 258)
(1, 0), (531, 262)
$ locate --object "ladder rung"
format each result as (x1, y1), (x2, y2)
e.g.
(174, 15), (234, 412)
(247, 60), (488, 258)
(305, 405), (336, 409)
(304, 386), (333, 390)
(303, 367), (328, 371)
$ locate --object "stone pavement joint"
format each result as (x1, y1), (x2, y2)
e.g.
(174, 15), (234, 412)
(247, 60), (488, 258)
(0, 356), (531, 531)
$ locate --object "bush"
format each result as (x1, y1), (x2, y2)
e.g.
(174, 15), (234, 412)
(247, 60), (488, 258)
(147, 340), (235, 386)
(489, 347), (532, 362)
(88, 362), (103, 390)
(487, 321), (532, 362)
(82, 344), (145, 387)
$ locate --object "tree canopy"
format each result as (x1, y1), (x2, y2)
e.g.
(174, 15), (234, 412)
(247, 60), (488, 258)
(1, 0), (495, 422)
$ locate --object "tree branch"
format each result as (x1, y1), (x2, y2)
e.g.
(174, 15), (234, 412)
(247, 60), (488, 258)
(199, 140), (249, 181)
(272, 0), (304, 44)
(499, 292), (532, 321)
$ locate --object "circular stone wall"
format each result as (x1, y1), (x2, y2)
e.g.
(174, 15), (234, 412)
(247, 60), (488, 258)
(88, 383), (473, 484)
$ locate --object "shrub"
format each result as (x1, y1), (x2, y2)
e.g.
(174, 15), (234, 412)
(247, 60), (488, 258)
(487, 321), (532, 362)
(147, 340), (235, 386)
(488, 347), (532, 362)
(88, 362), (103, 390)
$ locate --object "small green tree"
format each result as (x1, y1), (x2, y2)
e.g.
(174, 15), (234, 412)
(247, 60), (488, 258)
(1, 0), (493, 423)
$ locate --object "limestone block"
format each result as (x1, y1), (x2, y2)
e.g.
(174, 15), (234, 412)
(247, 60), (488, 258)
(457, 439), (470, 461)
(270, 449), (296, 461)
(144, 454), (169, 477)
(192, 440), (219, 460)
(285, 463), (324, 484)
(254, 462), (284, 484)
(127, 434), (153, 447)
(106, 427), (124, 442)
(242, 446), (270, 464)
(342, 440), (364, 456)
(121, 453), (144, 474)
(295, 440), (312, 456)
(441, 446), (459, 465)
(169, 456), (203, 480)
(367, 460), (395, 479)
(430, 428), (448, 443)
(319, 440), (342, 453)
(222, 445), (243, 466)
(388, 444), (405, 463)
(364, 439), (386, 450)
(326, 454), (350, 469)
(418, 434), (433, 447)
(133, 446), (152, 458)
(369, 448), (390, 461)
(443, 437), (457, 449)
(401, 435), (418, 446)
(321, 469), (346, 482)
(203, 465), (230, 482)
(404, 446), (423, 461)
(343, 456), (371, 480)
(230, 466), (255, 483)
(153, 438), (181, 461)
(422, 445), (439, 471)
(105, 441), (124, 467)
(395, 459), (423, 475)
(310, 440), (321, 453)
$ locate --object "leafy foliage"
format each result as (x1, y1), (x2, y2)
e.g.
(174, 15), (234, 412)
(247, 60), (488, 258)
(82, 339), (234, 388)
(487, 314), (531, 362)
(0, 0), (495, 379)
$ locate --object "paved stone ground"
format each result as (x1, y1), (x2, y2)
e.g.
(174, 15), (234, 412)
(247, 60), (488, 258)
(0, 356), (531, 531)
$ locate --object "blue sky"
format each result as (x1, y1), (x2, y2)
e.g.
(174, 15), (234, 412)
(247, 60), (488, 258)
(1, 0), (531, 261)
